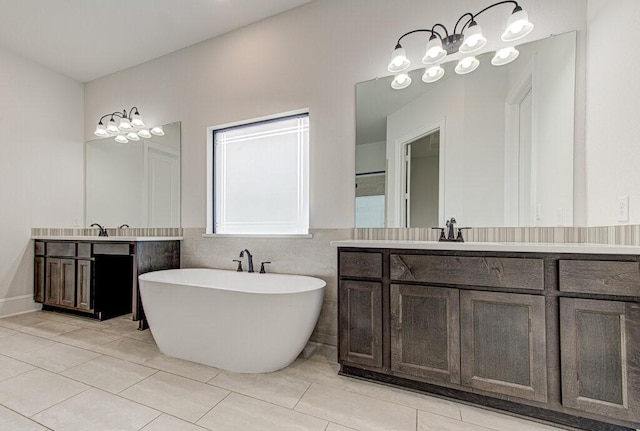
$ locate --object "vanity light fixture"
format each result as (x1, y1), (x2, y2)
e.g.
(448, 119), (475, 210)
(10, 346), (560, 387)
(387, 1), (533, 89)
(93, 107), (165, 143)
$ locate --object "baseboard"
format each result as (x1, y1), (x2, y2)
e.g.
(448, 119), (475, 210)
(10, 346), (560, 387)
(0, 294), (41, 318)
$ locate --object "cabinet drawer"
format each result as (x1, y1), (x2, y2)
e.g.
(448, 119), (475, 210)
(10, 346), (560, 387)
(77, 243), (92, 258)
(559, 260), (640, 296)
(34, 241), (45, 256)
(46, 242), (75, 257)
(340, 252), (382, 278)
(93, 243), (131, 255)
(391, 254), (544, 290)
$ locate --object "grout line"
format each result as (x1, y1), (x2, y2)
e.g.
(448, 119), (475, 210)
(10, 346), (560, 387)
(193, 389), (233, 424)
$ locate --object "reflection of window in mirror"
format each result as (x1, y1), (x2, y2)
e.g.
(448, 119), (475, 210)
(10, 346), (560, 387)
(403, 130), (440, 228)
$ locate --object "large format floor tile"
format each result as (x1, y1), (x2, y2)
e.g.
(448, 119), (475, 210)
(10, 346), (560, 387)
(61, 355), (157, 393)
(92, 337), (161, 364)
(18, 320), (81, 338)
(209, 370), (311, 408)
(52, 327), (122, 349)
(0, 368), (88, 417)
(418, 410), (495, 431)
(141, 414), (211, 431)
(197, 392), (328, 431)
(32, 388), (161, 431)
(0, 354), (36, 381)
(295, 383), (417, 431)
(0, 326), (17, 339)
(0, 313), (46, 330)
(16, 342), (101, 373)
(120, 371), (229, 422)
(0, 405), (48, 430)
(0, 333), (54, 358)
(143, 354), (221, 383)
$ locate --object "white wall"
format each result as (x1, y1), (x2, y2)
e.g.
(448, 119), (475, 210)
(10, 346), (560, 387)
(84, 0), (587, 230)
(585, 0), (640, 225)
(0, 46), (84, 316)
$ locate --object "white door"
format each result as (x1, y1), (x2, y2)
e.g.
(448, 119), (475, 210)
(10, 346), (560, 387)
(518, 89), (534, 226)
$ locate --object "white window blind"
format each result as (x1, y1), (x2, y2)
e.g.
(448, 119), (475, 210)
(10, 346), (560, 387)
(213, 113), (309, 234)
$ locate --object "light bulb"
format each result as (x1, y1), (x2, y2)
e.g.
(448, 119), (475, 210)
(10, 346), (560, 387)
(455, 56), (480, 75)
(126, 132), (140, 141)
(138, 129), (151, 139)
(459, 22), (487, 54)
(131, 112), (145, 127)
(388, 45), (410, 73)
(491, 46), (520, 66)
(391, 72), (412, 90)
(114, 135), (129, 144)
(422, 65), (444, 83)
(501, 7), (534, 42)
(150, 126), (165, 136)
(106, 118), (119, 133)
(118, 117), (132, 130)
(94, 122), (109, 137)
(422, 35), (447, 64)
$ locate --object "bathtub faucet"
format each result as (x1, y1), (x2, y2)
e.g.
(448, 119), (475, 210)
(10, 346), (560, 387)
(239, 249), (254, 273)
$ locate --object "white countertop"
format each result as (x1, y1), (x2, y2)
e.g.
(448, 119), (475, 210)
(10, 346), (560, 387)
(331, 240), (640, 255)
(32, 236), (182, 242)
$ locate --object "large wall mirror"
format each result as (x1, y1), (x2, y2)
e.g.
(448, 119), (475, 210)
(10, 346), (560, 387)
(356, 32), (576, 228)
(86, 121), (181, 228)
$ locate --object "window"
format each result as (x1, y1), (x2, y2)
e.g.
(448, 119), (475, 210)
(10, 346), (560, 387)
(210, 112), (309, 235)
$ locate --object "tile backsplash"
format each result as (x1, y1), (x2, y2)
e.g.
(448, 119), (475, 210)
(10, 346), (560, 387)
(353, 225), (640, 246)
(31, 227), (183, 237)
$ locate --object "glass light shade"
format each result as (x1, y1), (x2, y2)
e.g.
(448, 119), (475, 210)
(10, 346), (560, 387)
(150, 126), (165, 136)
(391, 72), (412, 90)
(94, 123), (109, 137)
(388, 45), (410, 73)
(137, 129), (152, 139)
(131, 113), (145, 127)
(501, 8), (534, 42)
(491, 46), (520, 66)
(114, 135), (129, 144)
(106, 118), (120, 133)
(422, 36), (447, 64)
(455, 56), (480, 74)
(422, 65), (445, 83)
(126, 132), (140, 141)
(118, 117), (132, 130)
(459, 22), (487, 54)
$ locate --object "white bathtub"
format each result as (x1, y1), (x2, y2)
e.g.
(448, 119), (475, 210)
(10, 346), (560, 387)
(138, 268), (325, 373)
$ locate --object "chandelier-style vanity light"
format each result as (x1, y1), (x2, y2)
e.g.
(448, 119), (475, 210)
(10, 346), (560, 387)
(388, 1), (534, 89)
(94, 107), (164, 143)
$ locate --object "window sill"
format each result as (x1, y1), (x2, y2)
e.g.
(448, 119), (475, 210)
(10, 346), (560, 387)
(202, 233), (313, 239)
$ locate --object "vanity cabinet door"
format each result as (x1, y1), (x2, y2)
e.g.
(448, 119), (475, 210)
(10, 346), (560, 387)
(560, 298), (640, 423)
(34, 257), (45, 303)
(460, 291), (548, 403)
(45, 258), (75, 307)
(76, 260), (93, 312)
(338, 280), (383, 369)
(390, 284), (460, 384)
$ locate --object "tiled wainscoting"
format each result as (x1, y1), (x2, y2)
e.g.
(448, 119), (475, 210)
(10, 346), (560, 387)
(32, 227), (183, 238)
(0, 310), (564, 431)
(181, 228), (352, 347)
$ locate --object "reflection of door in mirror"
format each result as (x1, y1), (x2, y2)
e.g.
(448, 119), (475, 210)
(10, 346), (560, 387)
(404, 130), (440, 228)
(145, 146), (180, 227)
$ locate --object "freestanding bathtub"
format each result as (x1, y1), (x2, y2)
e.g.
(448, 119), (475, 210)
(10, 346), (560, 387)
(138, 268), (325, 373)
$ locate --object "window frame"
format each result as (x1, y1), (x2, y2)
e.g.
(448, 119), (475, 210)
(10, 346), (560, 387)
(206, 109), (310, 236)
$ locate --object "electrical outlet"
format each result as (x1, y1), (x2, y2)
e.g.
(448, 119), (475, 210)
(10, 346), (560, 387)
(617, 196), (629, 222)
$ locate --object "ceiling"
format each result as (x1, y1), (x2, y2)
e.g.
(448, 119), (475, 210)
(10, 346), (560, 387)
(0, 0), (312, 83)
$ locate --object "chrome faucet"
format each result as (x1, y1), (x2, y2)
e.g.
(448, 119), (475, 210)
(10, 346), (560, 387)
(90, 223), (108, 237)
(239, 249), (254, 273)
(446, 217), (457, 240)
(432, 217), (471, 242)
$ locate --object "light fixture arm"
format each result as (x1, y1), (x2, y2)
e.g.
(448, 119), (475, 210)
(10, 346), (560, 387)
(395, 28), (438, 47)
(459, 0), (520, 33)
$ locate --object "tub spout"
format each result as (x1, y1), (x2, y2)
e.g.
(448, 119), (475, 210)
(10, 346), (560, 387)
(239, 249), (254, 273)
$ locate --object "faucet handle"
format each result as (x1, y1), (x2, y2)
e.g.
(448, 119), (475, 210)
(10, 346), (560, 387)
(456, 227), (472, 242)
(259, 262), (271, 274)
(431, 227), (446, 241)
(232, 259), (243, 272)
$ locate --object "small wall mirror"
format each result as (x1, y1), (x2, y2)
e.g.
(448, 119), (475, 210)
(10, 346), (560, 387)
(356, 32), (576, 228)
(85, 121), (181, 228)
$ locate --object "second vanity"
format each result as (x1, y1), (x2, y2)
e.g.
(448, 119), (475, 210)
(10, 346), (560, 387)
(333, 240), (640, 431)
(33, 236), (181, 328)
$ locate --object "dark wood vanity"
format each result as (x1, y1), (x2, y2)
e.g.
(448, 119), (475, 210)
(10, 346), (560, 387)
(337, 244), (640, 431)
(34, 238), (180, 326)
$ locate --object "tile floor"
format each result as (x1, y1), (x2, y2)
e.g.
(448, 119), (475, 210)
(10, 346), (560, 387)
(0, 310), (569, 431)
